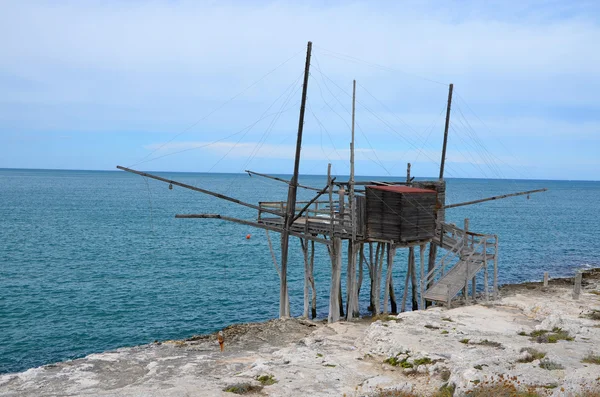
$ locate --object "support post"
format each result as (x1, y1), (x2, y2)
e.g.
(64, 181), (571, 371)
(483, 240), (489, 301)
(493, 236), (499, 299)
(328, 237), (342, 323)
(543, 272), (549, 288)
(279, 41), (312, 318)
(439, 83), (454, 180)
(419, 244), (426, 309)
(410, 247), (418, 311)
(301, 238), (310, 318)
(346, 80), (359, 320)
(383, 243), (396, 314)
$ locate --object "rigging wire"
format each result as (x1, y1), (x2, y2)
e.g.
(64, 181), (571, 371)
(314, 45), (449, 87)
(128, 48), (305, 168)
(207, 71), (304, 173)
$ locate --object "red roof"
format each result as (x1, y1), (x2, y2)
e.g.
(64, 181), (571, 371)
(367, 185), (437, 194)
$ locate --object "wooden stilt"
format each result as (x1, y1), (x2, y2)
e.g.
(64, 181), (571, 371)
(483, 240), (489, 301)
(368, 243), (376, 312)
(426, 243), (437, 307)
(383, 243), (396, 314)
(389, 270), (397, 314)
(401, 252), (411, 312)
(410, 247), (418, 311)
(357, 243), (365, 299)
(309, 239), (317, 319)
(419, 244), (426, 309)
(300, 238), (310, 318)
(328, 236), (342, 323)
(493, 236), (499, 300)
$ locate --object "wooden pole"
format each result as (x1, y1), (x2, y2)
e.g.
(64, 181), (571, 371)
(444, 188), (548, 209)
(279, 41), (312, 318)
(244, 170), (321, 192)
(383, 243), (396, 314)
(301, 238), (310, 318)
(310, 239), (317, 319)
(410, 248), (418, 310)
(401, 253), (410, 312)
(439, 83), (454, 180)
(117, 166), (283, 217)
(426, 243), (437, 307)
(346, 79), (359, 320)
(543, 272), (549, 288)
(493, 235), (499, 300)
(328, 236), (342, 323)
(419, 244), (426, 309)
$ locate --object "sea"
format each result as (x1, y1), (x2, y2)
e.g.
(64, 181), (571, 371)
(1, 168), (599, 374)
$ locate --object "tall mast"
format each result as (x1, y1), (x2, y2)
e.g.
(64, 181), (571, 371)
(438, 83), (454, 180)
(279, 41), (312, 318)
(350, 80), (356, 240)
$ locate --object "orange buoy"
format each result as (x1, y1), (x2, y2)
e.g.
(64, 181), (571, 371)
(246, 234), (251, 239)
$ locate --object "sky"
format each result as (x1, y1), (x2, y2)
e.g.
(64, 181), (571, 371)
(0, 0), (598, 180)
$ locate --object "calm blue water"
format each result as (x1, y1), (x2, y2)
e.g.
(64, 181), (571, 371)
(1, 169), (599, 374)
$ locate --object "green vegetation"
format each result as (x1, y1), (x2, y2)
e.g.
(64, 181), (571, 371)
(223, 383), (263, 394)
(255, 374), (276, 386)
(442, 317), (454, 322)
(520, 327), (574, 343)
(459, 338), (470, 344)
(425, 324), (441, 330)
(472, 339), (503, 348)
(441, 330), (449, 335)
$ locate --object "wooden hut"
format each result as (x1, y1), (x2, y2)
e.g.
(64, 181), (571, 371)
(364, 185), (437, 243)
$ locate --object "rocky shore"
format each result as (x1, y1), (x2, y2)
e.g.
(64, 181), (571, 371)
(1, 270), (600, 397)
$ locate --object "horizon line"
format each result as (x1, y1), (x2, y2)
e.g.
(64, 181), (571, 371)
(1, 167), (598, 183)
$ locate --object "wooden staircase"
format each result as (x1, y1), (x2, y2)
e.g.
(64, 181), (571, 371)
(421, 222), (498, 307)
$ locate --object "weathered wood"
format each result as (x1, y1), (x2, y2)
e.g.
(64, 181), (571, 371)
(401, 251), (411, 312)
(175, 214), (331, 245)
(389, 271), (397, 314)
(357, 243), (365, 299)
(328, 237), (342, 323)
(483, 240), (489, 301)
(426, 242), (437, 307)
(573, 271), (582, 300)
(419, 244), (426, 309)
(383, 243), (396, 314)
(300, 238), (310, 318)
(117, 166), (284, 217)
(279, 41), (313, 319)
(410, 247), (418, 311)
(543, 272), (549, 288)
(439, 83), (454, 180)
(444, 188), (548, 209)
(309, 240), (317, 319)
(244, 170), (321, 192)
(493, 236), (499, 299)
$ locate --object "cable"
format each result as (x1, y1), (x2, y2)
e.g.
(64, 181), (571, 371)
(128, 48), (305, 168)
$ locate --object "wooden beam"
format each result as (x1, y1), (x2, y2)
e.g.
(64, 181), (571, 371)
(245, 170), (321, 192)
(175, 213), (331, 245)
(116, 165), (284, 217)
(444, 188), (548, 209)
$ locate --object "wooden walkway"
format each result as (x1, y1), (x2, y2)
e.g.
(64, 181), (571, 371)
(422, 223), (498, 305)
